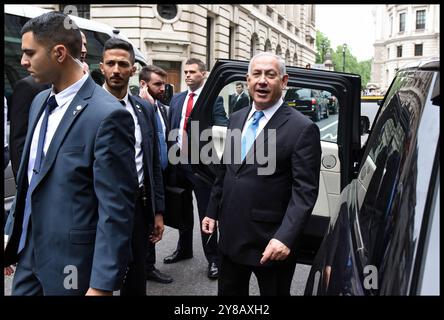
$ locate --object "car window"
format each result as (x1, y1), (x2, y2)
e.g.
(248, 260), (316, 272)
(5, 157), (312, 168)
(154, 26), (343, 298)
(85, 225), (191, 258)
(284, 86), (338, 143)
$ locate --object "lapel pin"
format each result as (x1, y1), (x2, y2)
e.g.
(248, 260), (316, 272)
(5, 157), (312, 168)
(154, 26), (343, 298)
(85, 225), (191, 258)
(135, 104), (142, 112)
(73, 105), (83, 116)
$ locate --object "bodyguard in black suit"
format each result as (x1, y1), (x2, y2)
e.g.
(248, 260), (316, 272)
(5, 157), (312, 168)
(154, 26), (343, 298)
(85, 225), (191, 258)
(228, 82), (250, 114)
(203, 52), (322, 295)
(100, 39), (165, 295)
(166, 58), (222, 279)
(9, 75), (50, 180)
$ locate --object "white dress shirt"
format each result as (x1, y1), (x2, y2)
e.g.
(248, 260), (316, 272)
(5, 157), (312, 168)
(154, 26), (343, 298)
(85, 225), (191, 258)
(155, 100), (167, 138)
(178, 86), (203, 149)
(27, 73), (88, 183)
(241, 98), (283, 139)
(102, 86), (144, 187)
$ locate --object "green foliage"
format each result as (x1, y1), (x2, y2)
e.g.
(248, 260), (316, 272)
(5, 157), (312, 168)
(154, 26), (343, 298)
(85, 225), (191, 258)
(315, 30), (373, 89)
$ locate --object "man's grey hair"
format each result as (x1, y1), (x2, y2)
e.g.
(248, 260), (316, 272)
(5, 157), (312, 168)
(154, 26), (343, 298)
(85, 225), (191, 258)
(248, 52), (286, 77)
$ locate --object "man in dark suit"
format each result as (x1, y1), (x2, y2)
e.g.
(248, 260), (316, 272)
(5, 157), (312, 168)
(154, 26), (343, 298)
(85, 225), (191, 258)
(229, 82), (250, 114)
(100, 39), (166, 295)
(138, 65), (173, 284)
(8, 76), (50, 180)
(3, 12), (138, 295)
(165, 58), (221, 279)
(202, 52), (322, 295)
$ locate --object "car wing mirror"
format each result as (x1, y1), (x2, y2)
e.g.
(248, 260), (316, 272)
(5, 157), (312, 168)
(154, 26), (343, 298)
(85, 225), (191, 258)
(360, 116), (370, 135)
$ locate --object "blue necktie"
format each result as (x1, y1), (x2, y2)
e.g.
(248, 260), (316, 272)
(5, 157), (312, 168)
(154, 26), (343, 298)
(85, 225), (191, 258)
(18, 96), (58, 253)
(155, 103), (168, 170)
(241, 111), (264, 161)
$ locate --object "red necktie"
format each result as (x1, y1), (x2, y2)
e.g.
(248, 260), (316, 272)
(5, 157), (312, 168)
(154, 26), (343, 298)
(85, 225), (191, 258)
(183, 92), (195, 131)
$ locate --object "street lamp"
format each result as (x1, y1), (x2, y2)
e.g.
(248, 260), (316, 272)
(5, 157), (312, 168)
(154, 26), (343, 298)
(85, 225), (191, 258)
(342, 43), (347, 72)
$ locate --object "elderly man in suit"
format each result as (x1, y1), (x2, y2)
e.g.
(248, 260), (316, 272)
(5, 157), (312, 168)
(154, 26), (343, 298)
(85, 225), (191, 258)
(202, 52), (321, 295)
(3, 11), (138, 296)
(100, 39), (165, 295)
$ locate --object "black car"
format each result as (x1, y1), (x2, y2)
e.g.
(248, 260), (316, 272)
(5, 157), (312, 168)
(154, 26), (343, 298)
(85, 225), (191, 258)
(285, 87), (329, 122)
(304, 58), (440, 295)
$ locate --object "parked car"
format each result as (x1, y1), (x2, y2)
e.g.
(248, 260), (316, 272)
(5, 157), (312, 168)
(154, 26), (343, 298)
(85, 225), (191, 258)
(322, 91), (339, 114)
(285, 87), (329, 122)
(304, 58), (440, 295)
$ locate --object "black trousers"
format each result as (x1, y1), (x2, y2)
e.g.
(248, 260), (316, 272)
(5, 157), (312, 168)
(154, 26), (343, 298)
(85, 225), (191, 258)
(120, 193), (150, 296)
(176, 163), (219, 266)
(218, 253), (297, 296)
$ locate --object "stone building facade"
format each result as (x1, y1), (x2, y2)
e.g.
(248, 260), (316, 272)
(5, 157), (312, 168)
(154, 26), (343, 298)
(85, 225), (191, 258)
(372, 4), (439, 92)
(42, 4), (317, 92)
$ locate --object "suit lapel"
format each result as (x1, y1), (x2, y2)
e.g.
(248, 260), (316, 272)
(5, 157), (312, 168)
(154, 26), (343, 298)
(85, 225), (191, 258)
(129, 95), (152, 183)
(171, 91), (187, 130)
(16, 91), (50, 187)
(32, 77), (94, 188)
(230, 107), (250, 173)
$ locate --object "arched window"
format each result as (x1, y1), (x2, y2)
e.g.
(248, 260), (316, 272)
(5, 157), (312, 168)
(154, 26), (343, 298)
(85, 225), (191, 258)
(293, 53), (298, 67)
(285, 49), (291, 65)
(250, 33), (260, 58)
(275, 44), (282, 57)
(264, 39), (272, 52)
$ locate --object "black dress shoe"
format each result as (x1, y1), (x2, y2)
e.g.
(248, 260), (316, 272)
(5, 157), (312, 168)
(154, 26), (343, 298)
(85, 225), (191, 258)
(146, 268), (173, 284)
(207, 262), (219, 279)
(163, 250), (193, 264)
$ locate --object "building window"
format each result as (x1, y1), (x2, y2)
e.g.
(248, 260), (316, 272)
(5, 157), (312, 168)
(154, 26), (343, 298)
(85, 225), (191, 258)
(264, 39), (272, 52)
(397, 45), (402, 58)
(206, 16), (214, 70)
(60, 4), (90, 19)
(229, 25), (235, 59)
(387, 47), (390, 59)
(267, 7), (273, 18)
(414, 44), (423, 56)
(399, 12), (406, 32)
(416, 10), (426, 30)
(390, 15), (393, 36)
(157, 5), (178, 20)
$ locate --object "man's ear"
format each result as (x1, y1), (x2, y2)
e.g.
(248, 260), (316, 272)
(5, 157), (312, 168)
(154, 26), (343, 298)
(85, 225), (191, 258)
(99, 62), (105, 75)
(53, 45), (67, 62)
(131, 65), (136, 76)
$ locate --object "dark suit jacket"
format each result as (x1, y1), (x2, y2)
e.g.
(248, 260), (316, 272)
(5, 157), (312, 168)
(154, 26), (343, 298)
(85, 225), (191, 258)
(4, 77), (138, 294)
(206, 103), (322, 266)
(128, 95), (165, 216)
(230, 91), (250, 114)
(9, 75), (50, 180)
(169, 90), (228, 133)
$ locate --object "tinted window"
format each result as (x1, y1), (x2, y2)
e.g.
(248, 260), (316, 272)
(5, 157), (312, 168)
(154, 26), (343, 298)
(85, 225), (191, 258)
(355, 69), (436, 294)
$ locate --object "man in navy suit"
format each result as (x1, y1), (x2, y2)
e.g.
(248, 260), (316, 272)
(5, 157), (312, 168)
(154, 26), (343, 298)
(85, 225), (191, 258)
(3, 12), (138, 295)
(202, 52), (322, 295)
(100, 39), (166, 295)
(165, 58), (223, 279)
(138, 65), (174, 284)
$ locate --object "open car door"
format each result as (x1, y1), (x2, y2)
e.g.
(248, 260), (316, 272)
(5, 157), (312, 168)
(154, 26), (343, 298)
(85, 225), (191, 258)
(187, 59), (362, 264)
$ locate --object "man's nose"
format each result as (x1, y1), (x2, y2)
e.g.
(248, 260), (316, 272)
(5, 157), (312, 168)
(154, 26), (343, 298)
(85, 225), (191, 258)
(21, 54), (30, 68)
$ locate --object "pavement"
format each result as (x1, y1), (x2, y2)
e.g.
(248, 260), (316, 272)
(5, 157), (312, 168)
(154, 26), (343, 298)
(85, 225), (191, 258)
(4, 195), (310, 296)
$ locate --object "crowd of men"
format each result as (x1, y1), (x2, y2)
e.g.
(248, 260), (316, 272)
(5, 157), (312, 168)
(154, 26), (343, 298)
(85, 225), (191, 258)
(3, 11), (321, 296)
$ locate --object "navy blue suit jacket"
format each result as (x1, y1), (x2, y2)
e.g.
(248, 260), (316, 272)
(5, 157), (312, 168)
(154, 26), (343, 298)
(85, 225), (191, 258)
(4, 76), (138, 294)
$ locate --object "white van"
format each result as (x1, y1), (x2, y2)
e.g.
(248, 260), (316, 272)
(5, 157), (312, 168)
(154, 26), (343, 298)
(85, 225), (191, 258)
(3, 5), (148, 212)
(4, 4), (148, 100)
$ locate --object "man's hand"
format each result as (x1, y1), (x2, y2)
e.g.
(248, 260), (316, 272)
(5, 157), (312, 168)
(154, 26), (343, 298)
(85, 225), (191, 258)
(139, 85), (155, 104)
(260, 238), (290, 264)
(202, 217), (216, 234)
(149, 213), (165, 243)
(4, 265), (15, 276)
(85, 287), (112, 296)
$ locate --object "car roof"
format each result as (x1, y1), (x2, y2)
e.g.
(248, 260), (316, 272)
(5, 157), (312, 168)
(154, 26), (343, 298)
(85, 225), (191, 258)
(400, 57), (440, 72)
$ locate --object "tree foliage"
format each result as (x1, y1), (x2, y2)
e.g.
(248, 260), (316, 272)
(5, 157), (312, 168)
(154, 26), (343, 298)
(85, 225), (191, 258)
(315, 30), (372, 89)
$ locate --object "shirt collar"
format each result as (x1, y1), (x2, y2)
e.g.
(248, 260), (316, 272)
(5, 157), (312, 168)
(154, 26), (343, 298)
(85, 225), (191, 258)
(50, 73), (89, 107)
(248, 98), (283, 121)
(188, 85), (203, 98)
(102, 83), (129, 105)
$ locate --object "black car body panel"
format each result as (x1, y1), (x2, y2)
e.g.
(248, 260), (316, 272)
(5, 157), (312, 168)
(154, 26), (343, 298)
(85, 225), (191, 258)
(305, 59), (440, 295)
